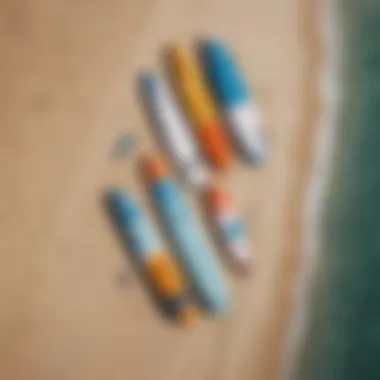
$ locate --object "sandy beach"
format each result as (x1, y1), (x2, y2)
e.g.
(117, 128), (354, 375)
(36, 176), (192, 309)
(0, 1), (320, 379)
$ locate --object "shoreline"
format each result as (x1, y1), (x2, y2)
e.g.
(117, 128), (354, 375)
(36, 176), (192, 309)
(265, 1), (324, 379)
(280, 1), (342, 378)
(284, 2), (380, 378)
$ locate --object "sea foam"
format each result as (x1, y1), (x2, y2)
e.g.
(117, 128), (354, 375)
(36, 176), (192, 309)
(280, 1), (344, 378)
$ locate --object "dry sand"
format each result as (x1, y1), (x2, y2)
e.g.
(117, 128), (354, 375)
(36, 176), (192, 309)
(0, 1), (320, 379)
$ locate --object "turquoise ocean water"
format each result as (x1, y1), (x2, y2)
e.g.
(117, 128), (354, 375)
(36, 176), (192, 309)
(290, 1), (380, 379)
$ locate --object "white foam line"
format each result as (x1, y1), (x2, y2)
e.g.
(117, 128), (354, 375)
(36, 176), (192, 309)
(279, 1), (344, 379)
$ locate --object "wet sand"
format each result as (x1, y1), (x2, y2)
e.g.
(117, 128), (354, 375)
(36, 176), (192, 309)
(0, 1), (320, 379)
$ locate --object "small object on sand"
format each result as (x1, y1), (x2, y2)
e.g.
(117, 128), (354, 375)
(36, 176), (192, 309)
(200, 37), (267, 164)
(112, 132), (135, 157)
(107, 188), (197, 326)
(141, 153), (231, 315)
(203, 184), (253, 275)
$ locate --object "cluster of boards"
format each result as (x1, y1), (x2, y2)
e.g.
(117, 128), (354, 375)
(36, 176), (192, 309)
(107, 37), (266, 327)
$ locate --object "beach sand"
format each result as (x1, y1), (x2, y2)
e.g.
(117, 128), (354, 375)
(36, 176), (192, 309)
(0, 1), (320, 379)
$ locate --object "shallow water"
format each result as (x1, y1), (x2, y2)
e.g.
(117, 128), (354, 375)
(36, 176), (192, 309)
(292, 1), (380, 379)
